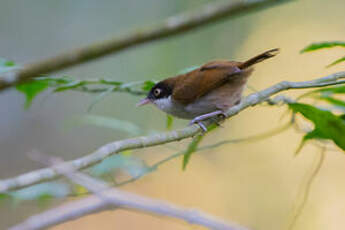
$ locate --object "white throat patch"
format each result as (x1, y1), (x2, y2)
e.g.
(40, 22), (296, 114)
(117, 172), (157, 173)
(153, 96), (174, 112)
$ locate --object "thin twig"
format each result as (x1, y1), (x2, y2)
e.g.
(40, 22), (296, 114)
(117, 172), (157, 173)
(0, 0), (292, 91)
(287, 147), (326, 230)
(0, 71), (344, 193)
(9, 153), (247, 230)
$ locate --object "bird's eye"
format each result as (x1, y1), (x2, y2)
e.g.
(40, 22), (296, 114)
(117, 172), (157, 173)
(153, 88), (161, 97)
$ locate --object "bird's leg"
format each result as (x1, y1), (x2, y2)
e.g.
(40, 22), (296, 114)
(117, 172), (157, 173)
(189, 110), (227, 131)
(196, 122), (208, 132)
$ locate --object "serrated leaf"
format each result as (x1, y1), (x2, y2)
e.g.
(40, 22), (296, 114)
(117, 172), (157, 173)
(289, 103), (345, 151)
(301, 41), (345, 53)
(182, 134), (204, 170)
(327, 56), (345, 67)
(81, 114), (142, 135)
(10, 182), (70, 201)
(16, 80), (50, 108)
(166, 115), (173, 130)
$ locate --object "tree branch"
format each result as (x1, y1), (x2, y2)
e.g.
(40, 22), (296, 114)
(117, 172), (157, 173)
(0, 71), (344, 193)
(9, 153), (247, 230)
(0, 0), (291, 91)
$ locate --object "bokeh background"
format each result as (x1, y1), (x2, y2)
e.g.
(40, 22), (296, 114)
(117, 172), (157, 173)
(0, 0), (345, 229)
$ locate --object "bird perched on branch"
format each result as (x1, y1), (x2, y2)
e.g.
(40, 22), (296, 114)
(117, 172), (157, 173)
(138, 48), (279, 131)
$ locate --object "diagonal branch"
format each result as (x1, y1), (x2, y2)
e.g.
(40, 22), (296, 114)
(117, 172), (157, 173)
(0, 0), (291, 91)
(9, 153), (247, 230)
(0, 71), (344, 193)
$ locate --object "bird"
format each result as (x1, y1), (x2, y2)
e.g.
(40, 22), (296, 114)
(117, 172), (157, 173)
(137, 48), (279, 131)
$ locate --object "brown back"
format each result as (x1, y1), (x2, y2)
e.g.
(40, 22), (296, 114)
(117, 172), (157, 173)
(167, 49), (279, 105)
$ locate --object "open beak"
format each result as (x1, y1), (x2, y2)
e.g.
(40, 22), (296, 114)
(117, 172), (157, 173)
(136, 98), (151, 107)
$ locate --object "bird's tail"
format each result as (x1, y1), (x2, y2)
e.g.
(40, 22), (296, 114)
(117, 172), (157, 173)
(238, 48), (279, 69)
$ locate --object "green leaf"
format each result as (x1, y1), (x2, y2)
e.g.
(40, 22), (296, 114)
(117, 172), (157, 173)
(315, 85), (345, 95)
(327, 56), (345, 67)
(80, 114), (142, 135)
(298, 85), (345, 101)
(16, 80), (50, 108)
(166, 115), (173, 130)
(141, 80), (156, 91)
(182, 134), (204, 170)
(295, 129), (325, 155)
(319, 95), (345, 110)
(289, 103), (345, 151)
(301, 41), (345, 53)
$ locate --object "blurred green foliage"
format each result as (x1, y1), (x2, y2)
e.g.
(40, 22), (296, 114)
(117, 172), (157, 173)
(166, 115), (174, 130)
(80, 114), (143, 135)
(182, 134), (204, 170)
(0, 182), (70, 203)
(0, 58), (17, 74)
(16, 80), (51, 109)
(90, 153), (151, 178)
(301, 41), (345, 52)
(301, 41), (345, 67)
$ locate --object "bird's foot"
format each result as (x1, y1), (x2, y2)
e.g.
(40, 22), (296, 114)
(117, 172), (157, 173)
(189, 110), (227, 132)
(196, 121), (208, 132)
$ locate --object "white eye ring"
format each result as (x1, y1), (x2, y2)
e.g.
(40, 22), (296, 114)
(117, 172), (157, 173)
(154, 88), (161, 97)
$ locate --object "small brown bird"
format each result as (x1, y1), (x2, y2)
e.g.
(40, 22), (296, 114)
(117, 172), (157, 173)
(138, 48), (279, 131)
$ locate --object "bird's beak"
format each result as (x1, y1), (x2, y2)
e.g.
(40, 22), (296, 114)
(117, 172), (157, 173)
(136, 98), (151, 107)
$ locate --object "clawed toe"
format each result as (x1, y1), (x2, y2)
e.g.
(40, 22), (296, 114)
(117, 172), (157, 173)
(196, 122), (207, 132)
(189, 117), (201, 126)
(217, 112), (227, 119)
(189, 119), (207, 132)
(189, 110), (228, 132)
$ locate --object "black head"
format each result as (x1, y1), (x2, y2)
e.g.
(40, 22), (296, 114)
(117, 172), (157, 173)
(147, 82), (172, 100)
(137, 81), (173, 106)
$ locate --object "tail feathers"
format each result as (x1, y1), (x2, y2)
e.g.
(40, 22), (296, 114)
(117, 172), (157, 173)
(238, 48), (279, 69)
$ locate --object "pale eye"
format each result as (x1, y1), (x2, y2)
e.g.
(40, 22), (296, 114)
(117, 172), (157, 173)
(154, 88), (161, 97)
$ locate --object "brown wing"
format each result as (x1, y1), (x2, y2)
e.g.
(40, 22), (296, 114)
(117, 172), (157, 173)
(171, 61), (242, 105)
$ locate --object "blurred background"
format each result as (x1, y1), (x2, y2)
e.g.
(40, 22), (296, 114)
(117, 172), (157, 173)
(0, 0), (344, 229)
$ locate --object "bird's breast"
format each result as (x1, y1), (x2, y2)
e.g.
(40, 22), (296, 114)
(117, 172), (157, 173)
(153, 96), (198, 119)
